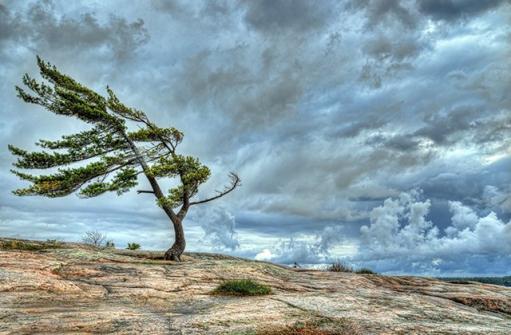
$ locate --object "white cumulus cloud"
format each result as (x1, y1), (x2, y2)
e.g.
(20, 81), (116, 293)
(355, 190), (511, 275)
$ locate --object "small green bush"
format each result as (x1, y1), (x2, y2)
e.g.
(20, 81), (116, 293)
(326, 260), (353, 273)
(126, 242), (141, 250)
(212, 279), (271, 296)
(356, 268), (376, 274)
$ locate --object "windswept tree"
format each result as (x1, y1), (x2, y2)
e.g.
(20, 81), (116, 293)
(8, 57), (240, 261)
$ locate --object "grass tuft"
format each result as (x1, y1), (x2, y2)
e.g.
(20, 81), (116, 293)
(326, 261), (376, 274)
(212, 279), (271, 296)
(326, 260), (353, 273)
(355, 268), (376, 274)
(126, 242), (141, 250)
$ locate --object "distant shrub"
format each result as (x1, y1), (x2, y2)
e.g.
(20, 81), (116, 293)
(356, 268), (376, 274)
(105, 240), (115, 249)
(212, 279), (271, 296)
(82, 231), (107, 248)
(126, 242), (141, 250)
(326, 260), (353, 273)
(0, 239), (63, 251)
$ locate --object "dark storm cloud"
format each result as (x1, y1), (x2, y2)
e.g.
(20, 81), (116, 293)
(413, 104), (481, 145)
(244, 0), (337, 33)
(0, 1), (148, 60)
(418, 0), (508, 21)
(367, 134), (422, 152)
(344, 1), (431, 89)
(0, 4), (13, 41)
(418, 158), (511, 208)
(150, 0), (186, 15)
(331, 119), (387, 138)
(1, 0), (510, 275)
(347, 0), (418, 29)
(172, 47), (305, 132)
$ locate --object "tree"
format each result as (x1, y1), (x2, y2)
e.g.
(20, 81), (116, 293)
(8, 57), (240, 261)
(82, 230), (107, 248)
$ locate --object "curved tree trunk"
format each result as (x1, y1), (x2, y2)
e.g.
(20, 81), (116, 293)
(164, 218), (186, 261)
(121, 132), (188, 262)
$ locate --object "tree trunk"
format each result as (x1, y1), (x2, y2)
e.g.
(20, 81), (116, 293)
(164, 218), (186, 261)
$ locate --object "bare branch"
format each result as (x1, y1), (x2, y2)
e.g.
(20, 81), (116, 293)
(82, 230), (107, 248)
(137, 190), (155, 194)
(189, 172), (240, 206)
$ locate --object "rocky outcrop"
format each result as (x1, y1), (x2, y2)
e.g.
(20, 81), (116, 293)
(1, 238), (510, 334)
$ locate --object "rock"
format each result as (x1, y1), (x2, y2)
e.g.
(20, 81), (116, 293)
(1, 238), (510, 334)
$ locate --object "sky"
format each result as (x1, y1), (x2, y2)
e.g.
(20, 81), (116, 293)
(1, 0), (510, 276)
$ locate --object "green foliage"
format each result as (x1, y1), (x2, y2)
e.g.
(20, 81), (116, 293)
(212, 279), (272, 296)
(11, 160), (117, 197)
(150, 154), (210, 182)
(126, 242), (141, 250)
(16, 57), (120, 127)
(152, 154), (211, 208)
(8, 56), (222, 207)
(326, 261), (375, 274)
(128, 126), (183, 144)
(37, 127), (124, 152)
(106, 86), (147, 122)
(9, 57), (240, 260)
(79, 167), (138, 197)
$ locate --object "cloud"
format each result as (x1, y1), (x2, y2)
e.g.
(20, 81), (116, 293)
(150, 0), (188, 15)
(417, 0), (508, 22)
(413, 105), (479, 145)
(355, 191), (511, 275)
(192, 206), (239, 251)
(363, 34), (426, 62)
(0, 0), (510, 275)
(254, 248), (273, 261)
(243, 0), (337, 33)
(481, 185), (511, 213)
(262, 238), (322, 265)
(250, 225), (347, 265)
(0, 1), (149, 60)
(347, 0), (418, 29)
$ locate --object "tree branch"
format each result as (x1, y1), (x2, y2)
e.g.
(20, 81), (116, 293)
(137, 190), (154, 194)
(177, 185), (191, 220)
(189, 173), (240, 206)
(119, 129), (180, 223)
(148, 123), (176, 153)
(73, 158), (138, 198)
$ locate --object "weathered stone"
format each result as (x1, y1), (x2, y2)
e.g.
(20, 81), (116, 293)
(1, 238), (510, 334)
